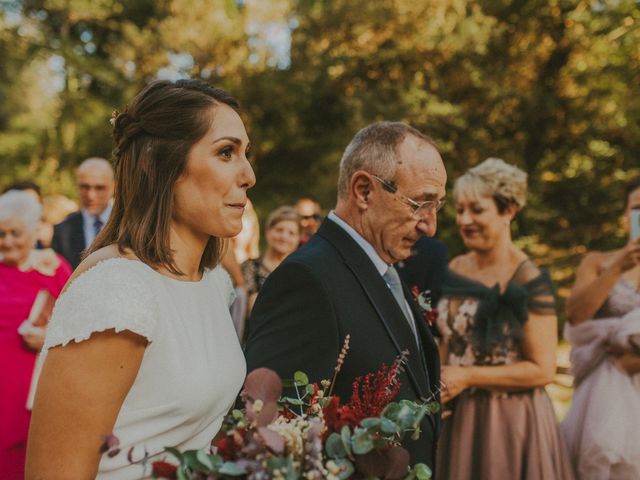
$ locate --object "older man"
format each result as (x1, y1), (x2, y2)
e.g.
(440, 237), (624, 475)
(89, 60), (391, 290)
(245, 122), (447, 469)
(51, 158), (114, 268)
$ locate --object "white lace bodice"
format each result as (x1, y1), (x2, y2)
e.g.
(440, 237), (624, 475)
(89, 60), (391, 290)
(43, 258), (245, 479)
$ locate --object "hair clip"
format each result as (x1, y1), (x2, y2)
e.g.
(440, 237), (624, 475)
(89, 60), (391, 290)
(109, 110), (119, 126)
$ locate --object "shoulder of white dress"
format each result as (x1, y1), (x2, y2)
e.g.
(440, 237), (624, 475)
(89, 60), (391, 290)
(44, 258), (159, 350)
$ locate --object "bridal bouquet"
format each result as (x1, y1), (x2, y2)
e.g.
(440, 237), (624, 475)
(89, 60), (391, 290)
(104, 337), (439, 479)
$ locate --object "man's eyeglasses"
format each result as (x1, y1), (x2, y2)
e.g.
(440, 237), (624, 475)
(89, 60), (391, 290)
(372, 175), (445, 218)
(300, 214), (322, 221)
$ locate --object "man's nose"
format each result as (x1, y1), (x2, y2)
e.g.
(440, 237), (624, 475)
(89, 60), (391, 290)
(416, 218), (434, 236)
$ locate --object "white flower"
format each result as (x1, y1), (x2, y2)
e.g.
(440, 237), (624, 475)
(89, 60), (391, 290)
(268, 416), (308, 458)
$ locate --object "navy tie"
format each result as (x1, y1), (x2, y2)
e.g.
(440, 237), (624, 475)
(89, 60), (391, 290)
(93, 216), (104, 237)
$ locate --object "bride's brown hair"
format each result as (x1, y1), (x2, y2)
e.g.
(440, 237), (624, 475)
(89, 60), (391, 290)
(90, 80), (240, 275)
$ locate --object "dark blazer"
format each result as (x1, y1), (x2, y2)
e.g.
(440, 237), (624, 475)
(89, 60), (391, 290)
(397, 236), (449, 306)
(51, 211), (85, 269)
(245, 218), (441, 469)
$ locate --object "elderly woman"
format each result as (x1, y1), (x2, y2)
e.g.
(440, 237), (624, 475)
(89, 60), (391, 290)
(241, 206), (300, 318)
(435, 158), (573, 479)
(562, 180), (640, 479)
(0, 190), (71, 479)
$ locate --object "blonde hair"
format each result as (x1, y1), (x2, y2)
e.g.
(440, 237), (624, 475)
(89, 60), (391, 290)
(265, 206), (300, 231)
(454, 157), (528, 211)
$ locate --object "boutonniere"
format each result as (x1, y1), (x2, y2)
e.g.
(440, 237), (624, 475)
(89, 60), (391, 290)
(411, 286), (438, 326)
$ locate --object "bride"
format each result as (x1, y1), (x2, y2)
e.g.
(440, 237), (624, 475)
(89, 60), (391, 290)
(26, 79), (255, 479)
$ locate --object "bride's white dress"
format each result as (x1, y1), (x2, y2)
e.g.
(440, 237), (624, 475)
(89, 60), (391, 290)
(43, 258), (246, 479)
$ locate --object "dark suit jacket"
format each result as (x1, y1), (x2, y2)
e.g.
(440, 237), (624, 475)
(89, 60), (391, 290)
(245, 218), (441, 468)
(397, 236), (449, 306)
(51, 211), (85, 269)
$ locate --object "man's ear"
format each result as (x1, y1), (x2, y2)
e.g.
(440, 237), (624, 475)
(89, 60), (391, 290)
(351, 171), (373, 210)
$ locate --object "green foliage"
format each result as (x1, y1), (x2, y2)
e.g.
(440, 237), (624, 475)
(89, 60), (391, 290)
(1, 0), (638, 311)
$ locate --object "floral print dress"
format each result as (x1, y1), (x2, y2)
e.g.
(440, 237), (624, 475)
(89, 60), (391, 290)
(434, 259), (574, 480)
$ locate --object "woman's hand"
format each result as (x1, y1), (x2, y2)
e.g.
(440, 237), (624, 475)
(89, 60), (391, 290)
(613, 352), (640, 376)
(604, 238), (640, 273)
(441, 365), (471, 403)
(21, 330), (46, 351)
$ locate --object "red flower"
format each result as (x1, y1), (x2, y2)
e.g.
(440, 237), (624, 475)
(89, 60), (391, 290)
(345, 364), (401, 422)
(151, 460), (178, 479)
(323, 363), (402, 436)
(323, 396), (343, 434)
(426, 309), (438, 325)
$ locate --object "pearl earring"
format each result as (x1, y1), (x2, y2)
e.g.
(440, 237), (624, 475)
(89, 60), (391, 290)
(504, 219), (511, 226)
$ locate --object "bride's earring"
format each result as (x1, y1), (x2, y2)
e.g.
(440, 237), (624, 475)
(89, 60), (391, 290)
(504, 219), (511, 226)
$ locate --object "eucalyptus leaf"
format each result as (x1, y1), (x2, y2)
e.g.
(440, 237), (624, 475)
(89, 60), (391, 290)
(218, 461), (247, 476)
(325, 433), (347, 459)
(351, 427), (374, 455)
(182, 450), (207, 471)
(164, 447), (183, 462)
(380, 417), (400, 434)
(360, 417), (381, 429)
(286, 454), (299, 480)
(413, 463), (433, 480)
(341, 425), (353, 457)
(294, 371), (309, 386)
(196, 450), (213, 471)
(177, 466), (189, 480)
(208, 454), (224, 470)
(333, 458), (355, 480)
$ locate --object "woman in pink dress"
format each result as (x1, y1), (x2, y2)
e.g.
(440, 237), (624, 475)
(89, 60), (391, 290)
(0, 190), (71, 479)
(435, 158), (574, 479)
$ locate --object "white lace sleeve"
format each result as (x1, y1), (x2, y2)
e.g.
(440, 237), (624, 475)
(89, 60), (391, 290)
(44, 259), (158, 352)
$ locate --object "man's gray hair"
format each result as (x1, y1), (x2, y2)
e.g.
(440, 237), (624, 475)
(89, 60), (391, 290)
(0, 190), (42, 232)
(337, 122), (435, 199)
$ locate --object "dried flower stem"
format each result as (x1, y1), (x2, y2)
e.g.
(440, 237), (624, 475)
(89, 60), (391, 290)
(327, 334), (350, 398)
